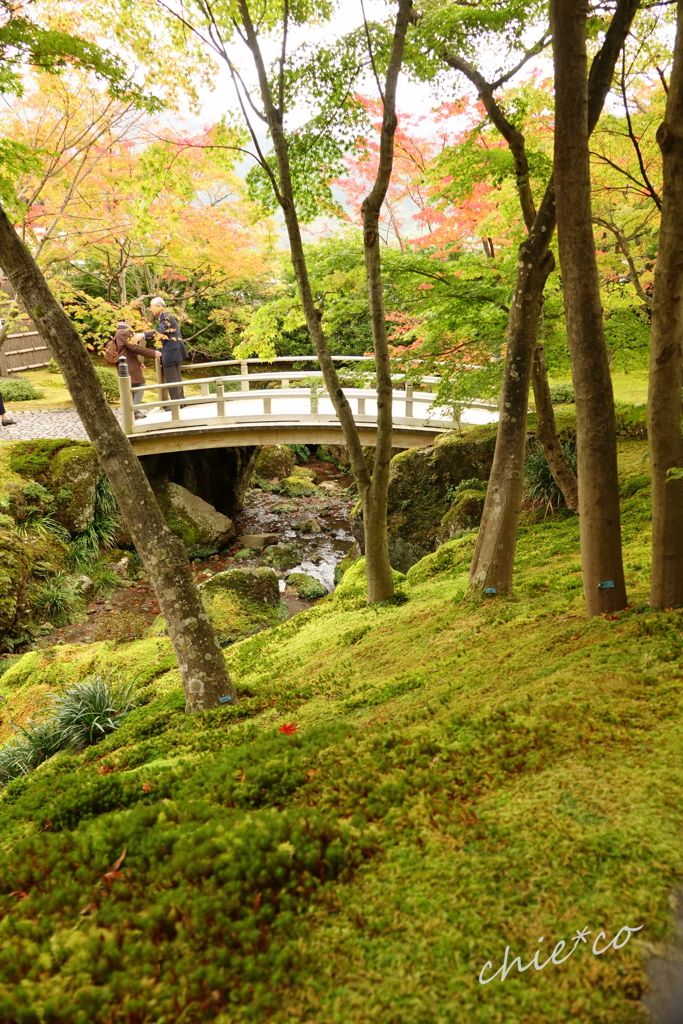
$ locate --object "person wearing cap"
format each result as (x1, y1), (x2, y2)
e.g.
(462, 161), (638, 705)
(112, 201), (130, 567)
(133, 297), (188, 406)
(114, 320), (161, 419)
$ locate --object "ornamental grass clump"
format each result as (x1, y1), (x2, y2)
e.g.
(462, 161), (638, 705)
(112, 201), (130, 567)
(49, 675), (138, 751)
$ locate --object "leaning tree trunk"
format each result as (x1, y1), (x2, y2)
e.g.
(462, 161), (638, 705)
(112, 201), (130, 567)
(469, 233), (554, 593)
(0, 205), (235, 711)
(532, 343), (579, 511)
(552, 0), (627, 616)
(648, 0), (683, 608)
(238, 0), (414, 602)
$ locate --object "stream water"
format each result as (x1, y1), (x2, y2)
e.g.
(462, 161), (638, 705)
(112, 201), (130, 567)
(11, 456), (356, 655)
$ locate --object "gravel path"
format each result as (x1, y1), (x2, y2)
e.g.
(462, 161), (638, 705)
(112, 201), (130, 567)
(0, 408), (124, 441)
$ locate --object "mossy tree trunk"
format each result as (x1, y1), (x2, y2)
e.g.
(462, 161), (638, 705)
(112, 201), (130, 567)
(648, 0), (683, 608)
(0, 205), (236, 711)
(551, 0), (628, 616)
(237, 0), (414, 603)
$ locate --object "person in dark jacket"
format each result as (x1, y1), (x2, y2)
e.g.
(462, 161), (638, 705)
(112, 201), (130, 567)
(135, 297), (188, 405)
(114, 320), (161, 419)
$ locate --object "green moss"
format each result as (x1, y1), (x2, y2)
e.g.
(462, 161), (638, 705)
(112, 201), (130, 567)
(0, 435), (681, 1023)
(261, 543), (301, 571)
(9, 439), (86, 481)
(287, 572), (327, 600)
(253, 445), (296, 480)
(333, 556), (407, 605)
(279, 475), (318, 497)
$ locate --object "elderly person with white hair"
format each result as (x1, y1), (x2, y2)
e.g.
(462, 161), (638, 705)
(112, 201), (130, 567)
(133, 297), (188, 406)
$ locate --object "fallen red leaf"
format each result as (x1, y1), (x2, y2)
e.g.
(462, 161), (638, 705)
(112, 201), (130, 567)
(102, 871), (123, 885)
(141, 782), (153, 793)
(278, 722), (298, 736)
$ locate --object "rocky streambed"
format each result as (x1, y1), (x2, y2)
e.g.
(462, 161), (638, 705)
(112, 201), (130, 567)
(13, 454), (356, 655)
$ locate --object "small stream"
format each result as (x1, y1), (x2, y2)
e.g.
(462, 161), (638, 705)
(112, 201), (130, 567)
(10, 457), (356, 656)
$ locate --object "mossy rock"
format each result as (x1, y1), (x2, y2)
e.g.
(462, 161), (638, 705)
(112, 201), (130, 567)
(253, 445), (296, 481)
(265, 541), (303, 571)
(261, 543), (301, 571)
(147, 566), (284, 647)
(291, 465), (317, 481)
(406, 535), (477, 585)
(199, 567), (280, 607)
(0, 530), (68, 644)
(279, 475), (318, 497)
(436, 489), (486, 544)
(333, 543), (361, 586)
(333, 556), (406, 604)
(351, 428), (498, 573)
(151, 479), (235, 549)
(316, 444), (350, 469)
(286, 573), (327, 601)
(8, 439), (101, 535)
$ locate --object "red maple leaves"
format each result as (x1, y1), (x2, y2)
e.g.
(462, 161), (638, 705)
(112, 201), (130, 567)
(278, 723), (298, 736)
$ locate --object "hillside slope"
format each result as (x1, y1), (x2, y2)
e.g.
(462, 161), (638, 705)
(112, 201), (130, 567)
(0, 437), (678, 1024)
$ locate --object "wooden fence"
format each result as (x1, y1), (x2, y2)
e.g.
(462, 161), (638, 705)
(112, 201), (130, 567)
(0, 275), (51, 375)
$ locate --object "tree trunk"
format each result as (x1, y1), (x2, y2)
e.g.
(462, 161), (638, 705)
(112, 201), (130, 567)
(552, 0), (627, 616)
(238, 0), (413, 602)
(359, 1), (413, 602)
(469, 236), (554, 592)
(531, 343), (579, 511)
(464, 0), (639, 597)
(0, 205), (235, 711)
(648, 1), (683, 608)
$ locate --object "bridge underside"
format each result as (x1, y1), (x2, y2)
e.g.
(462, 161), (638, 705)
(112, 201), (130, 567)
(129, 422), (450, 457)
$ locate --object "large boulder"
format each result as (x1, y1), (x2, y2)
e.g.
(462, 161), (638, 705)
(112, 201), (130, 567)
(436, 489), (486, 544)
(351, 427), (497, 573)
(279, 475), (317, 498)
(140, 447), (258, 517)
(151, 479), (236, 550)
(191, 567), (284, 645)
(8, 439), (101, 535)
(200, 566), (280, 606)
(253, 445), (296, 481)
(261, 543), (301, 571)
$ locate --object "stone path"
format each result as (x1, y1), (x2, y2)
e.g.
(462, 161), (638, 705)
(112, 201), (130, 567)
(0, 408), (124, 441)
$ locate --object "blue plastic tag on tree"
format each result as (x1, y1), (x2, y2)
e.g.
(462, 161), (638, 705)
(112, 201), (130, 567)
(485, 588), (497, 595)
(218, 695), (232, 704)
(598, 581), (615, 589)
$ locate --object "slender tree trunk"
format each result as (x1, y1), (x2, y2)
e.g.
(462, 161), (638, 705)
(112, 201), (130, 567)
(532, 343), (579, 511)
(238, 0), (413, 602)
(469, 233), (554, 592)
(459, 0), (639, 596)
(360, 2), (412, 602)
(0, 206), (235, 711)
(649, 0), (683, 608)
(552, 0), (627, 616)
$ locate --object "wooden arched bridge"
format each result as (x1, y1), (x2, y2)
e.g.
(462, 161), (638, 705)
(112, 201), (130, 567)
(118, 356), (498, 457)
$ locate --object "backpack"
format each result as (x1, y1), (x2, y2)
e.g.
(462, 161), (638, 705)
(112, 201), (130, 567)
(103, 337), (120, 365)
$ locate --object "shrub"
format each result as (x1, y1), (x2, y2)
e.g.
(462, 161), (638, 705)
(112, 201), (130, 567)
(614, 401), (648, 439)
(46, 358), (60, 373)
(93, 366), (120, 402)
(0, 378), (44, 402)
(548, 382), (575, 404)
(48, 675), (138, 751)
(524, 441), (577, 509)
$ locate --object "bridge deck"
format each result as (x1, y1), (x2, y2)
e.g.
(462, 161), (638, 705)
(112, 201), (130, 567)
(119, 359), (498, 455)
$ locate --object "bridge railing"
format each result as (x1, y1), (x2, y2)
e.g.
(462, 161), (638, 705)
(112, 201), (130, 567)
(116, 356), (492, 436)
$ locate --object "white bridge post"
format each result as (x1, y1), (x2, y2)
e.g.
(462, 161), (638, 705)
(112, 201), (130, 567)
(310, 383), (319, 414)
(118, 357), (135, 435)
(216, 382), (225, 417)
(405, 383), (413, 418)
(241, 361), (249, 392)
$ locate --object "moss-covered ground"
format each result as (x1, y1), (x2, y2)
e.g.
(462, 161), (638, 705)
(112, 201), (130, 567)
(0, 436), (676, 1023)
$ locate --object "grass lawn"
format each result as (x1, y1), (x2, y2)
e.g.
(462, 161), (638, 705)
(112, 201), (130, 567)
(0, 431), (675, 1023)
